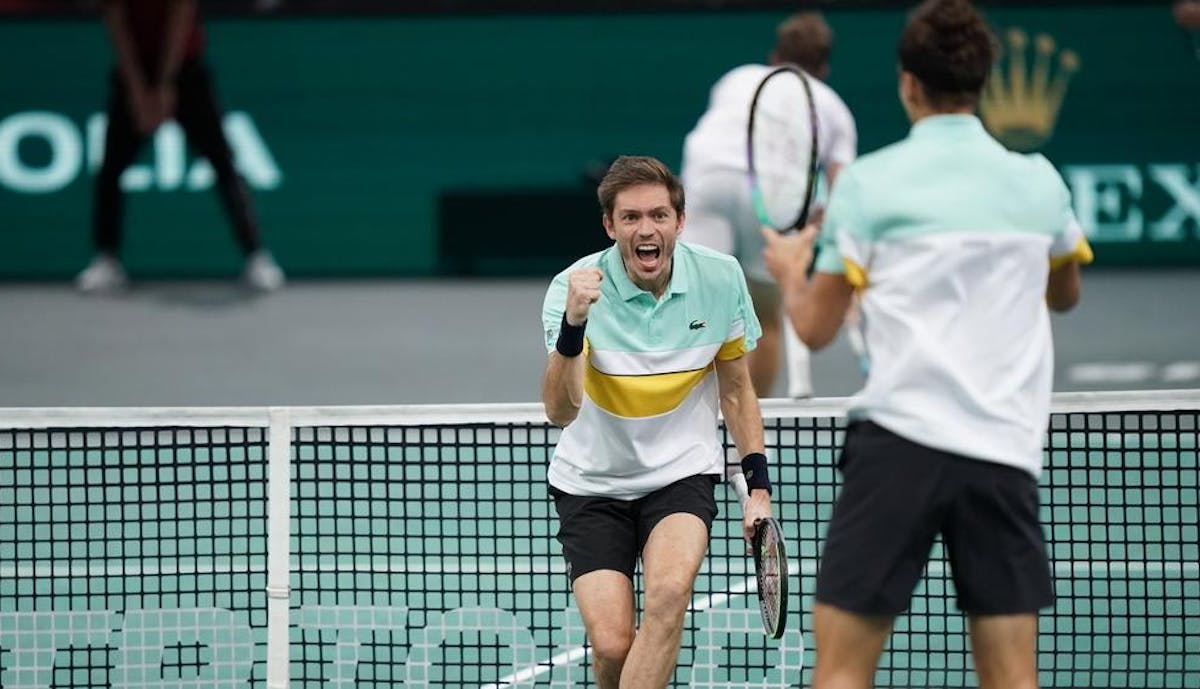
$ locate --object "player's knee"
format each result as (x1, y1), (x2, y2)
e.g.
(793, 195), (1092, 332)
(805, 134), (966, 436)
(974, 649), (1039, 689)
(643, 577), (694, 624)
(588, 625), (634, 664)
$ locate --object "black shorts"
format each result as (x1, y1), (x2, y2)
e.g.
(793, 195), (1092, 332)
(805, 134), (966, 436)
(816, 421), (1054, 616)
(549, 474), (719, 583)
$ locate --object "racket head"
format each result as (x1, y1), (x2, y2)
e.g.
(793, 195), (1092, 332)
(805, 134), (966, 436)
(751, 517), (789, 639)
(746, 65), (820, 233)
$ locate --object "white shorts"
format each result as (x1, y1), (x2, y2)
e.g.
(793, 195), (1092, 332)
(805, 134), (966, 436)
(682, 168), (772, 283)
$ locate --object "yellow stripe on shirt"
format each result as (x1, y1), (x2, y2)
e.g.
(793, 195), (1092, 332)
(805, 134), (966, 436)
(843, 258), (869, 288)
(1050, 237), (1095, 270)
(716, 336), (747, 361)
(584, 364), (713, 418)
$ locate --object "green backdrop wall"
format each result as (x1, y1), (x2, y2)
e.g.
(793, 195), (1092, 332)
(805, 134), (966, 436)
(1, 5), (1197, 278)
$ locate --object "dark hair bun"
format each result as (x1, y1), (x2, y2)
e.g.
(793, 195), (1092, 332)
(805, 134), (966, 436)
(899, 0), (996, 103)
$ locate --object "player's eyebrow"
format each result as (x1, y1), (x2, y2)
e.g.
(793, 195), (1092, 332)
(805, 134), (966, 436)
(617, 206), (672, 216)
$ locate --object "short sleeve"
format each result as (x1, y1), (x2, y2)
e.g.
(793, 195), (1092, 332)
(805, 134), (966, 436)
(1044, 162), (1095, 268)
(541, 271), (569, 353)
(717, 261), (762, 359)
(1050, 208), (1094, 267)
(813, 168), (869, 287)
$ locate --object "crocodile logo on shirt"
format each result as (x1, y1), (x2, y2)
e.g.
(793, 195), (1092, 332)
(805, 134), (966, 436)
(689, 320), (707, 330)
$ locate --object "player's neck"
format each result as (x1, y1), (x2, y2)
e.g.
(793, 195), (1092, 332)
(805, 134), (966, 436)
(626, 261), (673, 300)
(909, 105), (976, 124)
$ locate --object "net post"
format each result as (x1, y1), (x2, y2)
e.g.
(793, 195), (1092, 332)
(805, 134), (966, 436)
(266, 407), (293, 689)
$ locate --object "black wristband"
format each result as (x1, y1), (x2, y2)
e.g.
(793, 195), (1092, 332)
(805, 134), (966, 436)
(740, 452), (772, 494)
(555, 314), (586, 357)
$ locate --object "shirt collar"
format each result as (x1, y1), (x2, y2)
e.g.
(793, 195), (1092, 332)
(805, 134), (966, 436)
(603, 245), (689, 302)
(908, 113), (987, 140)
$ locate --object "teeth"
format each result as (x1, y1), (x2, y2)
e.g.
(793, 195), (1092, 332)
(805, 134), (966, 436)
(637, 244), (658, 251)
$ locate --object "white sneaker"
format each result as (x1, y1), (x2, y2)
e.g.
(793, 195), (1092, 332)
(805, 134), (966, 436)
(243, 249), (285, 291)
(75, 254), (128, 294)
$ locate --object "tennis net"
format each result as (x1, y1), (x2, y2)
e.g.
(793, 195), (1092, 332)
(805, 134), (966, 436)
(0, 391), (1196, 688)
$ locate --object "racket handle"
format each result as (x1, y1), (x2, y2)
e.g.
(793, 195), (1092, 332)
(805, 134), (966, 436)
(728, 471), (751, 510)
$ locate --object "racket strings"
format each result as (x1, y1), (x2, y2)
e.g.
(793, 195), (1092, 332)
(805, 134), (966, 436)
(754, 521), (787, 637)
(748, 66), (819, 231)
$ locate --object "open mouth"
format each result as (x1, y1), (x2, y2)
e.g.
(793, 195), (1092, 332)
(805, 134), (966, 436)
(635, 244), (661, 269)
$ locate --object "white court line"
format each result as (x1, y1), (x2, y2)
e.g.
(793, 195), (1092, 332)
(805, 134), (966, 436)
(1067, 361), (1200, 385)
(1162, 361), (1200, 383)
(476, 558), (804, 689)
(471, 558), (1200, 689)
(1068, 363), (1158, 384)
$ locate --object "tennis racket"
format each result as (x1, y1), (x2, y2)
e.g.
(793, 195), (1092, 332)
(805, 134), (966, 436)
(728, 470), (789, 639)
(747, 65), (820, 233)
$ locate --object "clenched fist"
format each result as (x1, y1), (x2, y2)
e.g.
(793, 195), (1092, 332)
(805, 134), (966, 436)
(566, 267), (604, 325)
(761, 224), (818, 289)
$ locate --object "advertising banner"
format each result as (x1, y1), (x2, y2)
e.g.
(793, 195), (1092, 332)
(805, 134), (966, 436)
(1, 5), (1196, 278)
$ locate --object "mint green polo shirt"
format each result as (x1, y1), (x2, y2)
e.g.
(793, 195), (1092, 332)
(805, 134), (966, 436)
(541, 241), (761, 498)
(814, 114), (1093, 477)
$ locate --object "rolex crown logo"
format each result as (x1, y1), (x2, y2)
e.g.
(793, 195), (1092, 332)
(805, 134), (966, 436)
(981, 29), (1080, 152)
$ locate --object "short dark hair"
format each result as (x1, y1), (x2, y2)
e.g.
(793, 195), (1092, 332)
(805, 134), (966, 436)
(898, 0), (996, 108)
(596, 156), (685, 219)
(773, 12), (833, 75)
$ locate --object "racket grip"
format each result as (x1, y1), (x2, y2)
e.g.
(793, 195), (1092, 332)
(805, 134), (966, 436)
(728, 471), (752, 510)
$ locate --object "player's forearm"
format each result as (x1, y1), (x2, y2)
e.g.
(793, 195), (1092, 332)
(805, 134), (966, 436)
(781, 277), (830, 350)
(719, 381), (765, 459)
(158, 0), (195, 83)
(541, 354), (586, 427)
(784, 270), (853, 351)
(1046, 261), (1082, 312)
(103, 2), (147, 93)
(721, 385), (770, 502)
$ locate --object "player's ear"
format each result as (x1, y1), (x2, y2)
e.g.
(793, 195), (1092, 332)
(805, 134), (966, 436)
(602, 212), (616, 240)
(898, 70), (921, 116)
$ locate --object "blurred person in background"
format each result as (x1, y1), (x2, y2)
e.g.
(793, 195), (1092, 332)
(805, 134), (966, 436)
(1175, 0), (1200, 61)
(76, 0), (284, 293)
(681, 11), (857, 398)
(1176, 0), (1200, 28)
(762, 1), (1092, 687)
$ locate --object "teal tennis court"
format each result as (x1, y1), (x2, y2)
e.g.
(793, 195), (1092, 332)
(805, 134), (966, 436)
(2, 393), (1196, 688)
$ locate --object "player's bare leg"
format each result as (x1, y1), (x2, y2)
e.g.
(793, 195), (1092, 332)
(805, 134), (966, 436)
(750, 317), (782, 397)
(618, 513), (709, 689)
(968, 613), (1040, 689)
(812, 602), (893, 689)
(572, 571), (637, 689)
(747, 279), (784, 397)
(781, 314), (814, 398)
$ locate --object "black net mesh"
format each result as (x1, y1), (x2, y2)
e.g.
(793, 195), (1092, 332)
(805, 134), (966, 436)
(0, 427), (269, 689)
(1, 407), (1196, 688)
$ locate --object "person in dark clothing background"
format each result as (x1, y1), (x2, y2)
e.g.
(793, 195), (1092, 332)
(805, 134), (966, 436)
(76, 0), (284, 293)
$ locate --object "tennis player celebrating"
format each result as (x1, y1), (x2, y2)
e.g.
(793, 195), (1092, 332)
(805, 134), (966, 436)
(761, 1), (1092, 688)
(541, 156), (773, 689)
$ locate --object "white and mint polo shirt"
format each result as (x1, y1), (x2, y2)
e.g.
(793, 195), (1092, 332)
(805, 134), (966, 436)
(815, 114), (1094, 478)
(542, 241), (761, 499)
